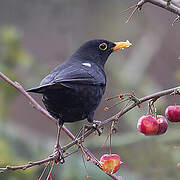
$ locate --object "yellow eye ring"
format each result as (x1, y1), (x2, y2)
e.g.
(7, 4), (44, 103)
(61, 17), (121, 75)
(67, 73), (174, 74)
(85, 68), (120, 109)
(99, 43), (108, 51)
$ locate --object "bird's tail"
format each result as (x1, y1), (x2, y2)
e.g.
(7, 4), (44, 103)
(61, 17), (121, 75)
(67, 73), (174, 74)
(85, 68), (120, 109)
(26, 86), (46, 93)
(27, 83), (58, 93)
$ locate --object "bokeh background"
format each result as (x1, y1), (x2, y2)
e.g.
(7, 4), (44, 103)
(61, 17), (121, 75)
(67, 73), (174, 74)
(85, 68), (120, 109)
(0, 0), (180, 179)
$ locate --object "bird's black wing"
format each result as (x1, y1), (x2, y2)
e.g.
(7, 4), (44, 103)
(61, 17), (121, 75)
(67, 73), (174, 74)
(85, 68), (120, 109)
(27, 62), (106, 93)
(53, 63), (105, 86)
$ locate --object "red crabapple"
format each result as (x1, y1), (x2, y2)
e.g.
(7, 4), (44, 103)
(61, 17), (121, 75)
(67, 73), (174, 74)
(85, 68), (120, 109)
(137, 115), (159, 135)
(156, 115), (168, 135)
(100, 154), (122, 174)
(165, 105), (180, 122)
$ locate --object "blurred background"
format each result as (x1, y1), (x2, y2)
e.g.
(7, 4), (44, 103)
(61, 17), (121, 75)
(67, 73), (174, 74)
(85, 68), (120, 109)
(0, 0), (180, 179)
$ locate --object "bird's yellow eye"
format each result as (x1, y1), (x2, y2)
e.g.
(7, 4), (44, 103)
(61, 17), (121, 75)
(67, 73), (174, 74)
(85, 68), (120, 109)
(99, 43), (108, 51)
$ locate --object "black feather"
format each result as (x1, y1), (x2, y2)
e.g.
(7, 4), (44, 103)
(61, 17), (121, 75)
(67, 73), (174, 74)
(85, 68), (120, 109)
(27, 39), (116, 125)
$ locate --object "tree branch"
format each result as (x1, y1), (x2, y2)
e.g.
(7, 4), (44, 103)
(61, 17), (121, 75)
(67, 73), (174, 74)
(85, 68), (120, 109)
(0, 149), (78, 173)
(122, 0), (180, 23)
(146, 0), (180, 16)
(0, 71), (121, 179)
(0, 156), (55, 173)
(0, 70), (179, 180)
(62, 86), (180, 152)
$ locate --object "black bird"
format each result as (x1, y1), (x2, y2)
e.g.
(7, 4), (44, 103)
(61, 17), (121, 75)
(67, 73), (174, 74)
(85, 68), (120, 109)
(27, 39), (131, 157)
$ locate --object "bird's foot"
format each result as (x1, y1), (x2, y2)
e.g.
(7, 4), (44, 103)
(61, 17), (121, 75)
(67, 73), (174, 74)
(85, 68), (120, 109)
(75, 121), (103, 143)
(75, 124), (91, 143)
(92, 120), (103, 136)
(52, 145), (65, 164)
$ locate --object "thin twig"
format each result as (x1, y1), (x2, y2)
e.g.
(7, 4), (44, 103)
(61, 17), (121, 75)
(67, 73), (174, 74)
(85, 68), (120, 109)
(120, 4), (138, 15)
(80, 147), (90, 178)
(0, 156), (55, 173)
(38, 162), (50, 180)
(172, 15), (180, 26)
(125, 5), (139, 23)
(46, 161), (55, 180)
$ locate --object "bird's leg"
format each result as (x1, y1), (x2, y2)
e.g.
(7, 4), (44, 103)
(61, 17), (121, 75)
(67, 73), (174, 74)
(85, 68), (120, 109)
(75, 113), (103, 143)
(87, 112), (103, 136)
(77, 122), (102, 143)
(92, 120), (103, 136)
(53, 123), (65, 164)
(55, 124), (62, 149)
(75, 113), (96, 141)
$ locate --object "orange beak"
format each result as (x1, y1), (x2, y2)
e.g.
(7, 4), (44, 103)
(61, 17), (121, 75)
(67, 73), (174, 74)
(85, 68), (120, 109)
(112, 40), (132, 51)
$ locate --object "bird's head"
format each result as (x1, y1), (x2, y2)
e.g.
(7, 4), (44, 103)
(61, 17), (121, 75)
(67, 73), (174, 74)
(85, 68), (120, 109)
(73, 39), (132, 68)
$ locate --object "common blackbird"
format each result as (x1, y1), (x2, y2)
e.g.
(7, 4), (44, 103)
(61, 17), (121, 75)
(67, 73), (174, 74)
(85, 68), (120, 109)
(27, 39), (131, 158)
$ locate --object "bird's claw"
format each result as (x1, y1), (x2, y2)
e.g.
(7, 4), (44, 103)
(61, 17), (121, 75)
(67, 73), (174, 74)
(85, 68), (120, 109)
(53, 145), (65, 164)
(93, 120), (103, 136)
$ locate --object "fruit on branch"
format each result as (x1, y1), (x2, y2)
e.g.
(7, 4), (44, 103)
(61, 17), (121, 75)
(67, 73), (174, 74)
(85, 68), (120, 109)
(137, 114), (168, 135)
(137, 115), (168, 135)
(137, 115), (159, 135)
(156, 115), (168, 135)
(100, 154), (122, 174)
(165, 105), (180, 122)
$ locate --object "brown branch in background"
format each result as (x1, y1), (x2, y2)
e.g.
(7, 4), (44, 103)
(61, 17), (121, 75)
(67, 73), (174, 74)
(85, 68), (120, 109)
(146, 0), (180, 16)
(125, 5), (140, 23)
(122, 0), (180, 23)
(46, 161), (55, 180)
(0, 149), (80, 173)
(38, 162), (50, 180)
(0, 156), (55, 173)
(0, 143), (121, 180)
(119, 4), (138, 15)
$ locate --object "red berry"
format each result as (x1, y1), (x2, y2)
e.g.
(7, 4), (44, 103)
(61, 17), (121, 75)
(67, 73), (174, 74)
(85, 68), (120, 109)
(156, 115), (168, 135)
(165, 105), (180, 122)
(137, 115), (159, 135)
(100, 154), (122, 174)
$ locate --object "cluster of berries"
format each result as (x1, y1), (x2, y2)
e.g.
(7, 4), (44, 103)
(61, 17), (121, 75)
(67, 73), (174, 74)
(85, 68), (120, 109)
(99, 105), (180, 175)
(137, 105), (180, 135)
